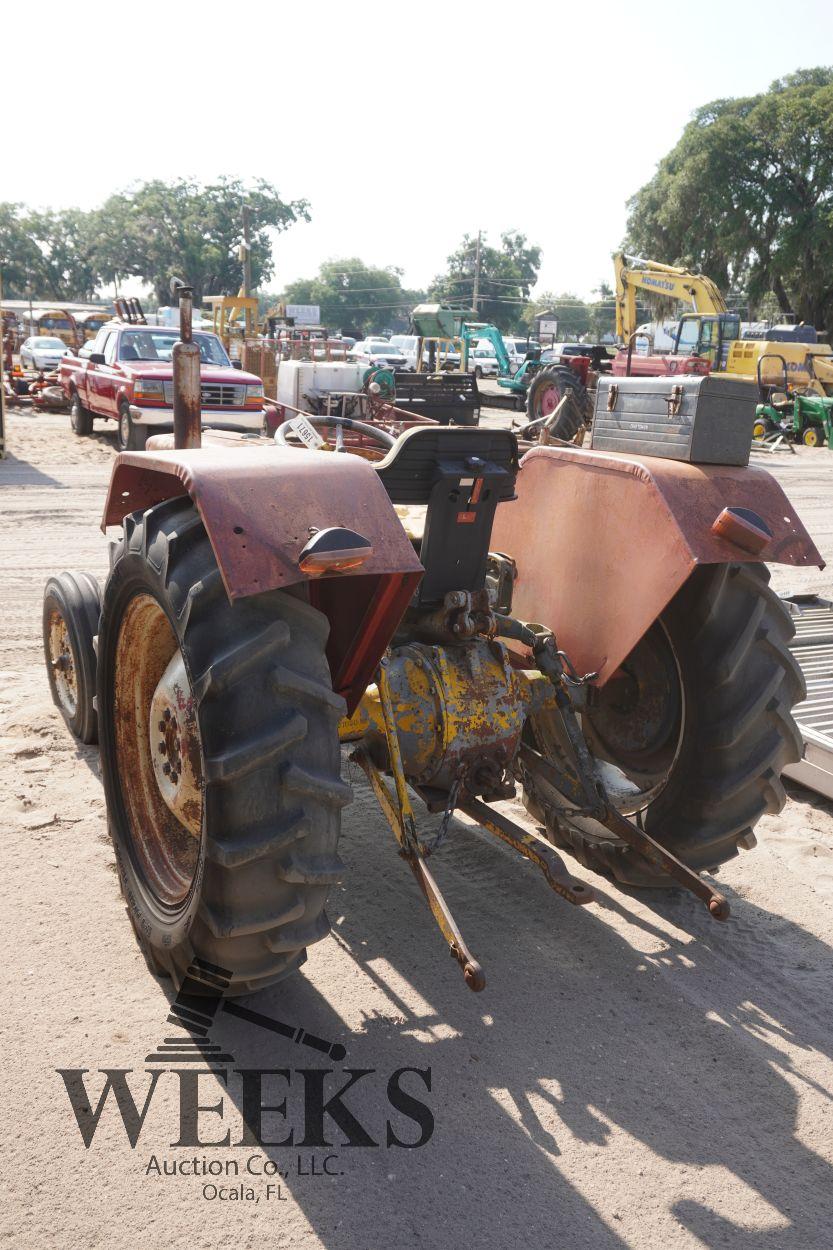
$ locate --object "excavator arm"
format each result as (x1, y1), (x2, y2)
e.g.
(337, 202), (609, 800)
(613, 252), (727, 343)
(461, 323), (513, 377)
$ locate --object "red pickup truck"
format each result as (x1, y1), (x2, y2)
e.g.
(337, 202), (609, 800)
(61, 321), (265, 449)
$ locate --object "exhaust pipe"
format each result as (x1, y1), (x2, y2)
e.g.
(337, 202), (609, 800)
(170, 277), (201, 449)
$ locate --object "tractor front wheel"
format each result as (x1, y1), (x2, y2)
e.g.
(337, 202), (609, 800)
(523, 563), (804, 887)
(525, 366), (589, 440)
(43, 571), (100, 743)
(97, 497), (349, 994)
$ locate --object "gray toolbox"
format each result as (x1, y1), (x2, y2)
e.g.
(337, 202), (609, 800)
(592, 374), (757, 465)
(781, 594), (833, 800)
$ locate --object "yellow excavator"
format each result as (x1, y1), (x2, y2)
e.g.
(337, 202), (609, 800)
(612, 252), (833, 393)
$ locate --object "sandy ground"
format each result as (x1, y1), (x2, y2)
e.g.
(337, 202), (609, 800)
(2, 407), (833, 1250)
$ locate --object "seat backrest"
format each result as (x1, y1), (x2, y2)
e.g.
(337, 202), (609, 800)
(374, 426), (519, 605)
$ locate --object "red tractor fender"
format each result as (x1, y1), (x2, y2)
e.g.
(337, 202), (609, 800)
(490, 444), (823, 685)
(102, 443), (423, 711)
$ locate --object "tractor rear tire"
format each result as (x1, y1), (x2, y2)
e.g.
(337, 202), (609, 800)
(43, 571), (101, 744)
(97, 497), (350, 995)
(70, 392), (93, 437)
(525, 366), (589, 440)
(522, 562), (804, 887)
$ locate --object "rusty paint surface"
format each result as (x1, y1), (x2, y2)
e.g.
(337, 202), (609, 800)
(102, 445), (423, 596)
(102, 445), (423, 715)
(491, 445), (824, 685)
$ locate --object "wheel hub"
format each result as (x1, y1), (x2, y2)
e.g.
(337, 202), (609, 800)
(149, 650), (202, 838)
(540, 385), (560, 416)
(48, 610), (77, 716)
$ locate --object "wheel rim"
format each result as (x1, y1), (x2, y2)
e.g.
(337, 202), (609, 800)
(805, 429), (820, 446)
(538, 383), (561, 417)
(71, 398), (79, 430)
(530, 620), (685, 826)
(47, 608), (78, 717)
(119, 409), (130, 448)
(753, 420), (766, 439)
(583, 620), (685, 815)
(113, 593), (203, 908)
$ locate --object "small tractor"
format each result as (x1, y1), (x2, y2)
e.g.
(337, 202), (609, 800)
(43, 285), (822, 997)
(754, 353), (833, 449)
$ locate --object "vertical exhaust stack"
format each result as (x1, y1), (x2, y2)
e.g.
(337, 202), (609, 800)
(170, 277), (202, 449)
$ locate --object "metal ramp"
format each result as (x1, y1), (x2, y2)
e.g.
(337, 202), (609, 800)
(782, 594), (833, 799)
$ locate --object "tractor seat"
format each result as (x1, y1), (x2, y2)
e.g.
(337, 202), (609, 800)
(373, 425), (519, 505)
(373, 425), (520, 606)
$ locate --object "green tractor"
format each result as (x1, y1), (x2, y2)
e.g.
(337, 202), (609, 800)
(754, 353), (833, 449)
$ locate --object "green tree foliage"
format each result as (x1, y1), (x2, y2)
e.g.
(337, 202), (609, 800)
(283, 259), (424, 335)
(430, 231), (541, 332)
(0, 204), (98, 300)
(92, 178), (309, 305)
(626, 68), (833, 337)
(0, 179), (308, 306)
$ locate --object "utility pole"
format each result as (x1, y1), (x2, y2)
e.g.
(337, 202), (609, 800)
(472, 230), (482, 314)
(241, 205), (252, 297)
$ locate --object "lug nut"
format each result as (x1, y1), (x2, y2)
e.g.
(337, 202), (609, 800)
(158, 740), (167, 753)
(163, 762), (171, 775)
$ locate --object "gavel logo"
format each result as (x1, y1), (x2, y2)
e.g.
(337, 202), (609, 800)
(145, 957), (346, 1065)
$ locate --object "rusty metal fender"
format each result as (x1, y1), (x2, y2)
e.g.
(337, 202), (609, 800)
(490, 445), (823, 686)
(102, 445), (423, 711)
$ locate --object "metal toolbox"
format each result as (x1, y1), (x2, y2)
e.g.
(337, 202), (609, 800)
(592, 374), (757, 466)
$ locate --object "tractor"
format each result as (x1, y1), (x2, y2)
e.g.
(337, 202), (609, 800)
(752, 352), (833, 449)
(43, 286), (822, 996)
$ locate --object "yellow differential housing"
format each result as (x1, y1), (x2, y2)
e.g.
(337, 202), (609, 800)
(340, 640), (554, 793)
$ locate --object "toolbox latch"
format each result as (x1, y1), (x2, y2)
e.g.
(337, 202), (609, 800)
(666, 384), (684, 418)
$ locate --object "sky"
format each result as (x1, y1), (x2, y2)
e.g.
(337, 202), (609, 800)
(3, 0), (832, 305)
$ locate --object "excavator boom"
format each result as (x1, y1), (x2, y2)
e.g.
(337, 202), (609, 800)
(613, 252), (727, 343)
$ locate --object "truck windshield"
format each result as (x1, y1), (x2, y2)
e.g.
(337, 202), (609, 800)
(119, 331), (231, 366)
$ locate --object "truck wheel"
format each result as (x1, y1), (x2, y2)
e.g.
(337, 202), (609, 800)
(118, 403), (148, 452)
(522, 563), (804, 887)
(43, 571), (100, 744)
(525, 367), (589, 439)
(802, 427), (822, 447)
(70, 392), (93, 437)
(97, 497), (349, 995)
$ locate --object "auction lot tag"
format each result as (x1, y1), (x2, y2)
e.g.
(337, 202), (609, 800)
(285, 416), (325, 449)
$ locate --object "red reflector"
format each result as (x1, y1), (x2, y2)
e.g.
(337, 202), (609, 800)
(457, 511), (476, 524)
(299, 550), (372, 575)
(298, 526), (373, 576)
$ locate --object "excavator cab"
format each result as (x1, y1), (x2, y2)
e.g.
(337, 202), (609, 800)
(673, 311), (741, 369)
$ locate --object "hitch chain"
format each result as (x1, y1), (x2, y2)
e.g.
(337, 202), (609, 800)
(423, 775), (463, 856)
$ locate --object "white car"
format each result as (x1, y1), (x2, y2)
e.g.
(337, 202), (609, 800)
(19, 336), (69, 372)
(469, 345), (500, 377)
(388, 334), (419, 370)
(347, 340), (409, 370)
(502, 338), (538, 373)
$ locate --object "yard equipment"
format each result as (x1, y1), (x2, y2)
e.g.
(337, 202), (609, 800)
(409, 305), (591, 436)
(42, 284), (822, 998)
(754, 353), (833, 448)
(613, 253), (833, 394)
